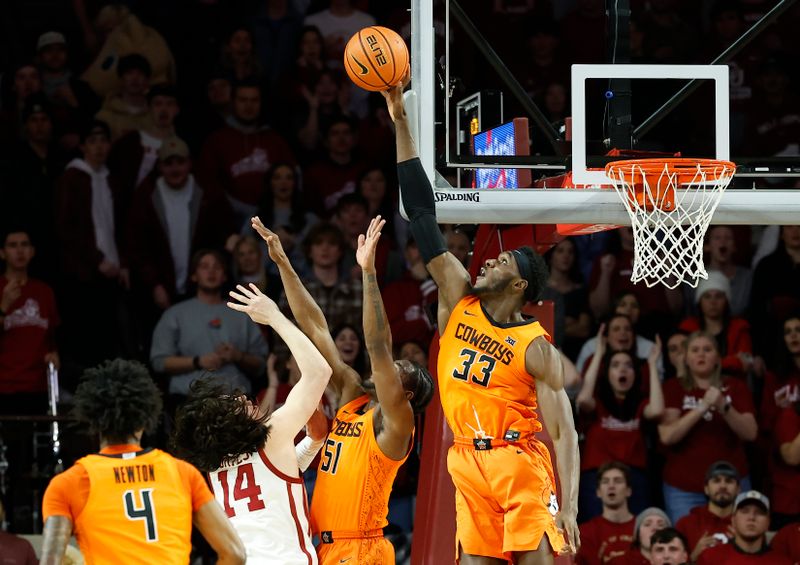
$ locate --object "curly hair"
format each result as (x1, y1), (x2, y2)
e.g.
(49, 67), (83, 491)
(72, 359), (162, 443)
(171, 378), (270, 472)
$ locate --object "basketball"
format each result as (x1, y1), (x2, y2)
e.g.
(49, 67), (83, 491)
(343, 26), (409, 92)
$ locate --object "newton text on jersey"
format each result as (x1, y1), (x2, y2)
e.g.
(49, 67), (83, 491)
(113, 464), (156, 484)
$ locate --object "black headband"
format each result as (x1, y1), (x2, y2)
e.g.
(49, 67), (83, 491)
(510, 248), (535, 301)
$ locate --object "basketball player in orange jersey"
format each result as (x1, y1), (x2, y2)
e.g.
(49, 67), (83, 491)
(250, 214), (435, 564)
(383, 78), (580, 564)
(40, 359), (245, 565)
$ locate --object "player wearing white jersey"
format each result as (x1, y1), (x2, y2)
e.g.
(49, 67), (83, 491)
(173, 284), (332, 564)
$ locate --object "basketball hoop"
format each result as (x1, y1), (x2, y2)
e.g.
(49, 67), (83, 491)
(605, 158), (736, 289)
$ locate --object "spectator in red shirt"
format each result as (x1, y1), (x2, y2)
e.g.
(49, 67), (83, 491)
(577, 462), (636, 565)
(679, 270), (754, 378)
(771, 522), (800, 564)
(759, 315), (800, 452)
(302, 115), (365, 215)
(199, 79), (295, 228)
(649, 528), (690, 565)
(0, 228), (59, 415)
(659, 331), (757, 523)
(577, 328), (664, 520)
(610, 507), (672, 565)
(774, 403), (800, 528)
(697, 491), (791, 564)
(676, 460), (740, 562)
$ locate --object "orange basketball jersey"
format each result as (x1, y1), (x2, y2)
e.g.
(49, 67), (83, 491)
(73, 449), (195, 564)
(310, 394), (411, 539)
(438, 294), (550, 442)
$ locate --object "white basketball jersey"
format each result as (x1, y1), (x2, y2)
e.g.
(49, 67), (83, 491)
(208, 448), (317, 565)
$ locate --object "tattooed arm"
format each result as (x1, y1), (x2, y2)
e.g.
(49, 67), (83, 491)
(358, 217), (415, 461)
(40, 516), (73, 564)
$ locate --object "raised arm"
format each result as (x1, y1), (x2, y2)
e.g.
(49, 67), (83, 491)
(358, 216), (415, 460)
(382, 78), (471, 319)
(537, 381), (580, 555)
(252, 217), (361, 400)
(227, 284), (332, 441)
(643, 336), (665, 420)
(576, 326), (606, 413)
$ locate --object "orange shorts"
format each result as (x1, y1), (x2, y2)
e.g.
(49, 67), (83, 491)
(316, 536), (394, 565)
(447, 439), (565, 561)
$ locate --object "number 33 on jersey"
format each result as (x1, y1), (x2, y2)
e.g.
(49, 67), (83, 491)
(438, 295), (551, 441)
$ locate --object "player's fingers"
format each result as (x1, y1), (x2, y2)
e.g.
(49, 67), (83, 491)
(236, 284), (256, 299)
(226, 302), (246, 312)
(358, 234), (366, 247)
(248, 283), (264, 296)
(228, 290), (249, 304)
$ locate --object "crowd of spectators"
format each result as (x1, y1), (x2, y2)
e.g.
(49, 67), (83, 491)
(1, 0), (800, 563)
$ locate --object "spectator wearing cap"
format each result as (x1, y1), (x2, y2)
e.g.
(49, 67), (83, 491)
(198, 79), (295, 229)
(55, 120), (129, 368)
(649, 528), (690, 565)
(95, 53), (153, 140)
(108, 83), (180, 198)
(127, 136), (236, 315)
(577, 462), (636, 565)
(697, 491), (792, 564)
(675, 460), (741, 562)
(679, 270), (753, 378)
(771, 521), (800, 564)
(773, 398), (800, 529)
(35, 31), (99, 141)
(303, 115), (365, 216)
(610, 507), (671, 564)
(659, 331), (757, 523)
(1, 94), (64, 282)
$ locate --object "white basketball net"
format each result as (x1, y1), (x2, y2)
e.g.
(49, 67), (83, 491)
(606, 159), (736, 289)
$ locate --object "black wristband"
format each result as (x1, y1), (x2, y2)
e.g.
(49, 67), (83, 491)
(193, 356), (201, 370)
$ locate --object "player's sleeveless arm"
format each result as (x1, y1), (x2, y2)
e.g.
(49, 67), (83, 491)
(193, 499), (246, 565)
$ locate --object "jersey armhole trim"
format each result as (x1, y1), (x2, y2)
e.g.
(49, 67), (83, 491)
(257, 447), (303, 484)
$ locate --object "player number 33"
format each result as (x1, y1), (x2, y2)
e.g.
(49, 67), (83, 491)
(452, 348), (495, 387)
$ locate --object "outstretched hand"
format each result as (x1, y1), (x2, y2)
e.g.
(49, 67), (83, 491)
(227, 283), (282, 326)
(648, 334), (662, 366)
(356, 216), (386, 272)
(251, 217), (289, 266)
(380, 70), (410, 122)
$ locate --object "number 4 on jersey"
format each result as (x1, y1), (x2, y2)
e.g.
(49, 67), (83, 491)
(123, 488), (158, 542)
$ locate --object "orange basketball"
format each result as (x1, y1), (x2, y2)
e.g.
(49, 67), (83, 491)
(343, 26), (409, 92)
